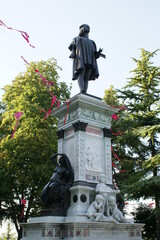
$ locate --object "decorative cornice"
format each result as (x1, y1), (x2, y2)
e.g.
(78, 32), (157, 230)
(57, 129), (64, 139)
(103, 128), (112, 138)
(73, 121), (88, 132)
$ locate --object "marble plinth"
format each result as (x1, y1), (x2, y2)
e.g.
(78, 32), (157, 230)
(21, 216), (143, 240)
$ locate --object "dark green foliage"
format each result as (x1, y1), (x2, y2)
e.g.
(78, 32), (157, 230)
(103, 85), (120, 107)
(115, 49), (160, 200)
(103, 49), (160, 239)
(132, 203), (156, 240)
(0, 58), (71, 239)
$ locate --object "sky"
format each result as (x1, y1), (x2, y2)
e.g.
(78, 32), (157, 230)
(0, 0), (160, 101)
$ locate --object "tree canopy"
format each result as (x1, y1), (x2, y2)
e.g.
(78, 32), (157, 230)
(0, 58), (71, 239)
(132, 203), (157, 240)
(103, 49), (160, 239)
(116, 49), (160, 198)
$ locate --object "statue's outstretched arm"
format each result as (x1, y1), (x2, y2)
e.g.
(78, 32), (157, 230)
(95, 48), (106, 59)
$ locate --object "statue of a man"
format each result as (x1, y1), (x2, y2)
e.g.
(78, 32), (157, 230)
(69, 24), (105, 93)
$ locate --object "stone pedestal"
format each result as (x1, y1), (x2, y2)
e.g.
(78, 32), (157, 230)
(54, 93), (117, 217)
(21, 217), (143, 240)
(20, 93), (144, 239)
(55, 93), (115, 185)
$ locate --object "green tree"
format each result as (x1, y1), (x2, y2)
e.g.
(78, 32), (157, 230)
(0, 101), (5, 138)
(103, 85), (120, 107)
(103, 85), (129, 189)
(132, 203), (156, 240)
(103, 49), (160, 239)
(0, 58), (71, 239)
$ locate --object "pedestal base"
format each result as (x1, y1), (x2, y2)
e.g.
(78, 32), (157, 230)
(21, 216), (143, 240)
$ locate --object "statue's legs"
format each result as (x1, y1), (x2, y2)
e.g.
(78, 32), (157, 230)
(78, 68), (92, 93)
(78, 73), (85, 93)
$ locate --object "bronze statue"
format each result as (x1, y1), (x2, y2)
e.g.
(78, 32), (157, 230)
(41, 153), (74, 209)
(69, 24), (105, 93)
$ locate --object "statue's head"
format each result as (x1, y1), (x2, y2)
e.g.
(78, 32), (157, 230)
(99, 174), (106, 184)
(95, 194), (104, 204)
(79, 24), (90, 36)
(58, 156), (65, 166)
(108, 196), (116, 206)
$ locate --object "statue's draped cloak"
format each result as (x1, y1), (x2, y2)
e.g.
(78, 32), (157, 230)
(69, 36), (99, 80)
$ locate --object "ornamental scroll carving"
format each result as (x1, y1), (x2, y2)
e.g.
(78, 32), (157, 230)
(58, 108), (111, 126)
(74, 131), (86, 180)
(104, 138), (112, 183)
(58, 139), (63, 154)
(74, 132), (79, 180)
(79, 132), (86, 179)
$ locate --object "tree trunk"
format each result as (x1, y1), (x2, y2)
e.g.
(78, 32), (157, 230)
(17, 227), (22, 240)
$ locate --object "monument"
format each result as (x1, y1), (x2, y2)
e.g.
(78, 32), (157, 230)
(20, 25), (143, 240)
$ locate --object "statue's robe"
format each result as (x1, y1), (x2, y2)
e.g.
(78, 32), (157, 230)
(69, 36), (99, 80)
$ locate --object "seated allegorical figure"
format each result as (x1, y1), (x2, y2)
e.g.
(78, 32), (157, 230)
(41, 153), (74, 209)
(85, 194), (105, 221)
(95, 174), (112, 215)
(96, 174), (112, 196)
(107, 196), (128, 223)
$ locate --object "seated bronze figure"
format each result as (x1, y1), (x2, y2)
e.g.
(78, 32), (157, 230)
(41, 153), (74, 209)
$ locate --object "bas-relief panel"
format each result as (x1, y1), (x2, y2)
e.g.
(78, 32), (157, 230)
(85, 134), (103, 173)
